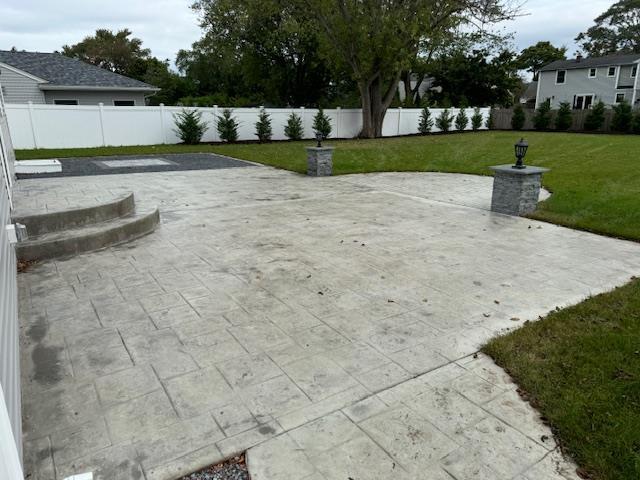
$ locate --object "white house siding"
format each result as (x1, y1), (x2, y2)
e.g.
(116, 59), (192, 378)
(43, 90), (148, 106)
(0, 65), (45, 104)
(0, 100), (22, 475)
(537, 65), (638, 108)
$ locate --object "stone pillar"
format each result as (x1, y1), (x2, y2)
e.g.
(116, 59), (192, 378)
(305, 147), (334, 177)
(490, 165), (549, 216)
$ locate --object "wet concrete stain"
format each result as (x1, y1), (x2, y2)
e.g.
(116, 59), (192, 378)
(28, 315), (64, 386)
(258, 425), (276, 435)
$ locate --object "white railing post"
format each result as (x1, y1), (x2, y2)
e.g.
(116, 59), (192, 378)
(300, 106), (306, 138)
(213, 105), (219, 142)
(159, 103), (166, 144)
(27, 101), (38, 149)
(336, 107), (341, 138)
(397, 107), (402, 136)
(98, 103), (106, 146)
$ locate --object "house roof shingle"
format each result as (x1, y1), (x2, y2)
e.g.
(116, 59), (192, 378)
(540, 53), (640, 72)
(0, 50), (157, 90)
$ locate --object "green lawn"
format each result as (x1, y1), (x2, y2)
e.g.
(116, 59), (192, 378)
(17, 131), (640, 241)
(16, 131), (640, 479)
(484, 279), (640, 480)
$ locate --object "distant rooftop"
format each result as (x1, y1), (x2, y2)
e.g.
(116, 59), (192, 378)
(0, 50), (157, 90)
(540, 53), (640, 72)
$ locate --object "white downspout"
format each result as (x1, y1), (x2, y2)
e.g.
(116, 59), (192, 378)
(631, 60), (640, 107)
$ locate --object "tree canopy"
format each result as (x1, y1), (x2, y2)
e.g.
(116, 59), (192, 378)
(576, 0), (640, 56)
(517, 41), (567, 80)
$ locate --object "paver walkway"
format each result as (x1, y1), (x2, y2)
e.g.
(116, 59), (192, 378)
(15, 165), (640, 480)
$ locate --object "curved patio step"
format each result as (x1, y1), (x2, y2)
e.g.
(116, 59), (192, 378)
(16, 206), (160, 262)
(12, 192), (135, 236)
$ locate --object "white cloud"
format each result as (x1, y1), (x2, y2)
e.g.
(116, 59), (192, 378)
(0, 0), (616, 68)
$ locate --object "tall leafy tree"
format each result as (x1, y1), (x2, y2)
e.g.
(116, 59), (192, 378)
(304, 0), (518, 137)
(428, 48), (520, 107)
(182, 0), (338, 106)
(62, 29), (151, 77)
(576, 0), (640, 56)
(517, 41), (567, 80)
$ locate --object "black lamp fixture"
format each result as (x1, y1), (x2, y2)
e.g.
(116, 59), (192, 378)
(513, 138), (528, 169)
(315, 132), (323, 148)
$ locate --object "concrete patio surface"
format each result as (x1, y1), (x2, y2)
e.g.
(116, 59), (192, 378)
(15, 164), (640, 480)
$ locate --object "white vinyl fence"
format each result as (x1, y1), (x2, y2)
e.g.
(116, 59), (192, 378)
(6, 103), (490, 150)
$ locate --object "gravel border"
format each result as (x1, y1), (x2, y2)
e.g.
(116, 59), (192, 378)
(178, 454), (249, 480)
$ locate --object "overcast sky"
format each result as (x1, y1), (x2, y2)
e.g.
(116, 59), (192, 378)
(0, 0), (615, 68)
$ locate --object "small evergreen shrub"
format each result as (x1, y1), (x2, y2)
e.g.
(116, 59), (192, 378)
(418, 107), (433, 134)
(533, 100), (552, 130)
(584, 101), (605, 131)
(284, 113), (304, 140)
(485, 108), (494, 129)
(435, 109), (453, 132)
(254, 108), (273, 142)
(173, 109), (207, 144)
(471, 108), (483, 131)
(632, 110), (640, 134)
(455, 108), (469, 131)
(312, 108), (332, 139)
(217, 108), (239, 142)
(611, 101), (633, 132)
(555, 102), (572, 131)
(511, 105), (526, 130)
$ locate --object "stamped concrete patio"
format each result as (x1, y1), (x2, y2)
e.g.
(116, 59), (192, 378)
(16, 163), (640, 480)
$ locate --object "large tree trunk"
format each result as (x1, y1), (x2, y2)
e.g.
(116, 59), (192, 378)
(359, 74), (401, 138)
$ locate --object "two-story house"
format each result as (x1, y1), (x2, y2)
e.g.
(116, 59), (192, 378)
(536, 53), (640, 110)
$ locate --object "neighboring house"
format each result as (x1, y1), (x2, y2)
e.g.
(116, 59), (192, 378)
(0, 50), (158, 106)
(536, 53), (640, 110)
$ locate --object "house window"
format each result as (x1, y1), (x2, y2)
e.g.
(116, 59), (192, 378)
(588, 68), (597, 78)
(54, 99), (78, 105)
(574, 95), (594, 110)
(113, 100), (135, 106)
(616, 93), (626, 103)
(632, 66), (637, 78)
(556, 70), (566, 84)
(608, 66), (617, 77)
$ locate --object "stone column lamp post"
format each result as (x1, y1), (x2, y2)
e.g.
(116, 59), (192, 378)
(305, 132), (334, 177)
(490, 138), (549, 216)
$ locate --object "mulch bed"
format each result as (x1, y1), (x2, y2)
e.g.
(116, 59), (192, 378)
(179, 454), (249, 480)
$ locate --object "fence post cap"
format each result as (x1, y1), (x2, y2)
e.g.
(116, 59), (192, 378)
(159, 103), (165, 107)
(98, 102), (104, 106)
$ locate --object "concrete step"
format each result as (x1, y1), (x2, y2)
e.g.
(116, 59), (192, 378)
(13, 193), (135, 236)
(16, 206), (160, 262)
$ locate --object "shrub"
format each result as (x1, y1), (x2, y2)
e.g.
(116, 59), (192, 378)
(217, 108), (239, 142)
(254, 108), (273, 142)
(455, 108), (469, 131)
(511, 105), (526, 130)
(611, 101), (633, 133)
(555, 102), (572, 131)
(435, 109), (453, 132)
(485, 108), (494, 129)
(584, 101), (606, 131)
(632, 110), (640, 134)
(173, 109), (207, 145)
(418, 107), (433, 134)
(533, 100), (552, 130)
(471, 108), (483, 131)
(284, 113), (304, 140)
(312, 108), (332, 139)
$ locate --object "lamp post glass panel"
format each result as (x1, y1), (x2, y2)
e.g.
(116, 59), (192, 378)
(315, 132), (323, 148)
(513, 138), (529, 169)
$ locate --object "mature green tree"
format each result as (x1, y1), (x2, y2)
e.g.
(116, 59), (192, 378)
(62, 29), (151, 77)
(428, 48), (520, 107)
(517, 41), (567, 80)
(576, 0), (640, 56)
(305, 0), (518, 137)
(182, 0), (337, 106)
